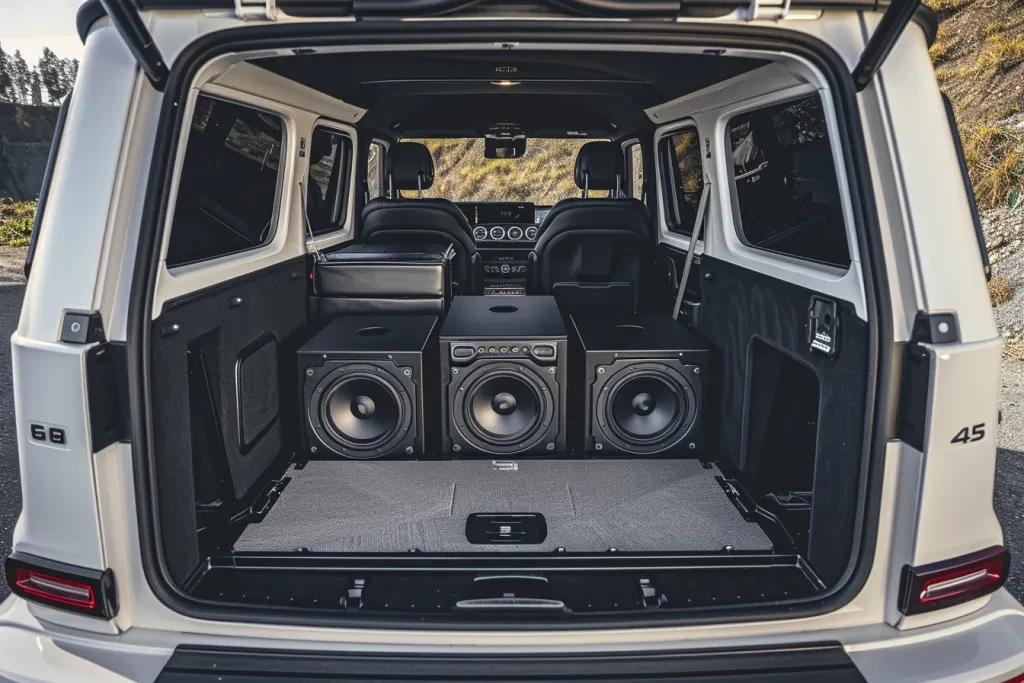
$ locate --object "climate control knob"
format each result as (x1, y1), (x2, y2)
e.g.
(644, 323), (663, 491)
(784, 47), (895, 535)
(507, 226), (524, 241)
(489, 226), (506, 241)
(525, 226), (538, 241)
(473, 226), (488, 241)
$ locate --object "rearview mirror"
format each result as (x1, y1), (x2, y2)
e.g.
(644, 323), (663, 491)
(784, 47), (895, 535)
(485, 127), (527, 159)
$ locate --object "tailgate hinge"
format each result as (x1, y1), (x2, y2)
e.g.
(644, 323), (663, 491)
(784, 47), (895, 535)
(235, 0), (279, 20)
(742, 0), (792, 21)
(897, 312), (960, 450)
(85, 341), (132, 451)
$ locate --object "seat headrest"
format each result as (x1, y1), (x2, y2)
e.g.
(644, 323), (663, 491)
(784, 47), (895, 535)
(574, 141), (624, 192)
(387, 142), (435, 192)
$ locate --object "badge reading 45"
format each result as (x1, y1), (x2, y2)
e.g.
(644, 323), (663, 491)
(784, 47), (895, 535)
(951, 423), (985, 444)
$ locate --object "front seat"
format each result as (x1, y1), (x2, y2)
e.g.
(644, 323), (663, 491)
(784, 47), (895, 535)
(361, 142), (479, 292)
(531, 141), (650, 316)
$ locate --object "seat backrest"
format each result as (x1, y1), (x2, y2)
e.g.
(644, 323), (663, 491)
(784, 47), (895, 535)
(360, 142), (478, 291)
(532, 141), (650, 316)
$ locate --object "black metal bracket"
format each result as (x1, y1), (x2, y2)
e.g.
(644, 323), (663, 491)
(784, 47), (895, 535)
(851, 0), (922, 91)
(86, 341), (132, 451)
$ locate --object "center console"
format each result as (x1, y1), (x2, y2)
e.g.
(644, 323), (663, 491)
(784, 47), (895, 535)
(458, 202), (552, 295)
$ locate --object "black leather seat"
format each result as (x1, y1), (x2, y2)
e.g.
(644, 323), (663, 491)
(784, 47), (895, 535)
(361, 142), (479, 292)
(531, 141), (650, 316)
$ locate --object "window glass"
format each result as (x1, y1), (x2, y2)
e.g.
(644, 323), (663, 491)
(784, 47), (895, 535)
(398, 138), (608, 203)
(167, 95), (283, 267)
(662, 128), (704, 236)
(306, 127), (352, 236)
(629, 143), (644, 200)
(367, 142), (383, 200)
(727, 95), (850, 268)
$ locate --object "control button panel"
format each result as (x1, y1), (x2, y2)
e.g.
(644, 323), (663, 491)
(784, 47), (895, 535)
(483, 265), (527, 274)
(450, 342), (555, 362)
(484, 284), (527, 296)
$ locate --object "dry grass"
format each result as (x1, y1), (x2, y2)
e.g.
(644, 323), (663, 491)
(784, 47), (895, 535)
(990, 276), (1014, 305)
(1004, 338), (1024, 360)
(930, 25), (956, 63)
(0, 198), (35, 247)
(927, 0), (974, 13)
(962, 123), (1024, 206)
(976, 32), (1024, 72)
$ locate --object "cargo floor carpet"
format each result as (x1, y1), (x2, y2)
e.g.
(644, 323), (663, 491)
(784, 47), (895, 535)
(233, 459), (773, 553)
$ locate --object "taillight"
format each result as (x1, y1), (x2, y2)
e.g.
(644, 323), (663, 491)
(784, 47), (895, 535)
(4, 552), (118, 619)
(899, 546), (1009, 616)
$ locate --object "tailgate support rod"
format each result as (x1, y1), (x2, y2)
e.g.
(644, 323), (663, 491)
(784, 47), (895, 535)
(851, 0), (921, 91)
(99, 0), (169, 90)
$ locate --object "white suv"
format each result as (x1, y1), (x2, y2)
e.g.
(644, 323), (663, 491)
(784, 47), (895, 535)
(3, 0), (1022, 680)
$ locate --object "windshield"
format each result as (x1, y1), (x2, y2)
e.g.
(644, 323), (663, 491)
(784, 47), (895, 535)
(401, 138), (608, 204)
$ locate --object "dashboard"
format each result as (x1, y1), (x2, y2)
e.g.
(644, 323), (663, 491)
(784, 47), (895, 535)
(457, 202), (550, 244)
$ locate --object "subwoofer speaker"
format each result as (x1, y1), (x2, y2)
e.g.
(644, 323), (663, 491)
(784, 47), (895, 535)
(570, 314), (708, 455)
(441, 296), (566, 455)
(298, 314), (439, 459)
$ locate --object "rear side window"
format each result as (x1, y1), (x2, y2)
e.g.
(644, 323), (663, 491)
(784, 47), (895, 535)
(727, 95), (850, 268)
(166, 95), (284, 267)
(660, 128), (704, 236)
(306, 127), (353, 236)
(366, 141), (384, 200)
(628, 142), (644, 200)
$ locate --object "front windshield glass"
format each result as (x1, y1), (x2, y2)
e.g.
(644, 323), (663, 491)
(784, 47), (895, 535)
(401, 138), (609, 204)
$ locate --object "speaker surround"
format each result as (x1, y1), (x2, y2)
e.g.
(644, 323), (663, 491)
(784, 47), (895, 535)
(298, 314), (438, 459)
(441, 296), (566, 455)
(570, 314), (708, 455)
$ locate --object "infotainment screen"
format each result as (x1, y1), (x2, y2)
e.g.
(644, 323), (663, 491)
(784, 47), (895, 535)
(476, 203), (534, 224)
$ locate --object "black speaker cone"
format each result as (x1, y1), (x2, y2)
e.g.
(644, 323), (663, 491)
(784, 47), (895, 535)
(321, 372), (403, 450)
(598, 365), (697, 453)
(610, 376), (682, 441)
(454, 364), (552, 452)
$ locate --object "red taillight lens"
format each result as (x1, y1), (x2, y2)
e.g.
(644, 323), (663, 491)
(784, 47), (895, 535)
(1000, 674), (1024, 683)
(899, 546), (1010, 616)
(4, 552), (117, 619)
(14, 568), (96, 610)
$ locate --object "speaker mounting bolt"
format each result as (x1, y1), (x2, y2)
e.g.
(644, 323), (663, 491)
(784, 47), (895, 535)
(694, 367), (700, 374)
(405, 446), (413, 454)
(688, 443), (696, 450)
(595, 443), (603, 450)
(453, 444), (461, 452)
(597, 367), (605, 374)
(547, 443), (555, 450)
(548, 367), (555, 375)
(404, 368), (412, 376)
(310, 446), (318, 454)
(306, 368), (314, 376)
(322, 354), (327, 360)
(452, 368), (459, 375)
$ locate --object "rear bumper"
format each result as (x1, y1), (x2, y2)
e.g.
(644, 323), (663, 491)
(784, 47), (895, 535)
(2, 591), (1023, 683)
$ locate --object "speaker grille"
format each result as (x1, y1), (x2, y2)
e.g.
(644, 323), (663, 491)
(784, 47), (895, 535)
(453, 363), (554, 454)
(308, 364), (413, 459)
(597, 363), (698, 454)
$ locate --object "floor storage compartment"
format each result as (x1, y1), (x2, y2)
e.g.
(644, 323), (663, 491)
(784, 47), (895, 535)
(233, 459), (773, 554)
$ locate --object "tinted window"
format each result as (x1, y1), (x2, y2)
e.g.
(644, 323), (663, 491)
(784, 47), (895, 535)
(629, 142), (644, 200)
(306, 127), (352, 236)
(661, 129), (704, 236)
(367, 142), (384, 200)
(167, 96), (283, 267)
(728, 95), (850, 268)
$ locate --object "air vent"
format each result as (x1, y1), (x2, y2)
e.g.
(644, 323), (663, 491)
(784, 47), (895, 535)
(489, 226), (506, 241)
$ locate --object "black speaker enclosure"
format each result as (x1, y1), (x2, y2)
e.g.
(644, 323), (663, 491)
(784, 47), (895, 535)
(440, 296), (567, 456)
(570, 314), (709, 455)
(298, 314), (439, 459)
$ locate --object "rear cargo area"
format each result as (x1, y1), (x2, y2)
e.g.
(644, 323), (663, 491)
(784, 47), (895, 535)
(234, 460), (772, 554)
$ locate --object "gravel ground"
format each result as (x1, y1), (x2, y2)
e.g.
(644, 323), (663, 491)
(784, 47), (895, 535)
(1, 245), (1023, 605)
(0, 248), (26, 599)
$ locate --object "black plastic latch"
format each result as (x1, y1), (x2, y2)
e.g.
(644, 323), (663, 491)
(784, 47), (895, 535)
(60, 310), (106, 344)
(466, 513), (547, 544)
(807, 296), (839, 358)
(910, 312), (960, 344)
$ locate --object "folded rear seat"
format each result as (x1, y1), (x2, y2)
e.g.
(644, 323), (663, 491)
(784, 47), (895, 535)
(315, 243), (454, 319)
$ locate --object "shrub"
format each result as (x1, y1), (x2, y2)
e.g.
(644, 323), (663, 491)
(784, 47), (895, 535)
(990, 276), (1013, 305)
(976, 33), (1024, 73)
(926, 0), (973, 12)
(963, 124), (1024, 206)
(0, 198), (36, 247)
